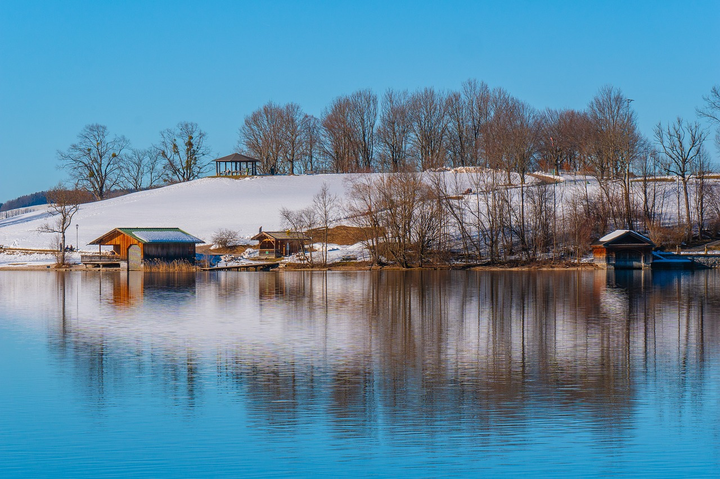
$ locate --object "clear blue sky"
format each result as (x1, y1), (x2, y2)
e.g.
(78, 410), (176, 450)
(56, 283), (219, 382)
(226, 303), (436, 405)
(1, 0), (718, 203)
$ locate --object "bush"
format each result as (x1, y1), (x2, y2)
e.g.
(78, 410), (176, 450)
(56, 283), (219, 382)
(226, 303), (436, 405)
(212, 228), (241, 249)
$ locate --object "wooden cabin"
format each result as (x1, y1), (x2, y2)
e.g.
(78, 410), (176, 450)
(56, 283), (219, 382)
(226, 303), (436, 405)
(592, 230), (655, 269)
(84, 227), (204, 270)
(251, 230), (311, 258)
(214, 153), (259, 177)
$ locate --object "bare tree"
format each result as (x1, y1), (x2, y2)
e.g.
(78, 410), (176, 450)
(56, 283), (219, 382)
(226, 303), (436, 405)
(57, 124), (129, 200)
(377, 89), (412, 172)
(349, 89), (378, 170)
(345, 174), (384, 264)
(587, 86), (643, 229)
(409, 87), (448, 170)
(279, 206), (316, 264)
(537, 109), (590, 174)
(654, 117), (707, 238)
(300, 114), (322, 173)
(698, 85), (720, 153)
(462, 79), (492, 166)
(240, 102), (285, 174)
(313, 183), (339, 266)
(157, 122), (211, 182)
(38, 187), (87, 265)
(120, 148), (163, 191)
(322, 96), (356, 173)
(445, 90), (472, 167)
(211, 228), (241, 249)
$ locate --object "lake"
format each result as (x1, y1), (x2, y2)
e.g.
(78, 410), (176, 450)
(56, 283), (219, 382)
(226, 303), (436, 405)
(1, 269), (720, 478)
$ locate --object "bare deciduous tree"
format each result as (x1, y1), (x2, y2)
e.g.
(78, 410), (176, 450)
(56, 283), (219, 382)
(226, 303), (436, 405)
(300, 114), (322, 173)
(698, 85), (720, 153)
(654, 117), (707, 238)
(279, 206), (316, 264)
(409, 87), (448, 170)
(587, 86), (643, 229)
(120, 148), (163, 191)
(377, 89), (412, 172)
(212, 228), (241, 249)
(157, 122), (210, 182)
(350, 89), (378, 170)
(313, 183), (339, 266)
(57, 124), (129, 200)
(240, 102), (285, 174)
(38, 187), (87, 265)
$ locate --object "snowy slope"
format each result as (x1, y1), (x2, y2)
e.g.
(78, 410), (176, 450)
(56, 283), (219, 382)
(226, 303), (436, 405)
(0, 174), (351, 250)
(0, 170), (689, 252)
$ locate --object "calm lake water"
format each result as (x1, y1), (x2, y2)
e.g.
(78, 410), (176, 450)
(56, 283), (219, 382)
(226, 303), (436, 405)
(1, 269), (720, 478)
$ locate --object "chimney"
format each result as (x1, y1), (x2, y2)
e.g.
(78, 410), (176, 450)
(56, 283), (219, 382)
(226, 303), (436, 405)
(259, 226), (262, 233)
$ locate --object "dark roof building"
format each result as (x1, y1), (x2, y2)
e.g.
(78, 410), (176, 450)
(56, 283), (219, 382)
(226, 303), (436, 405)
(591, 230), (655, 269)
(251, 230), (311, 258)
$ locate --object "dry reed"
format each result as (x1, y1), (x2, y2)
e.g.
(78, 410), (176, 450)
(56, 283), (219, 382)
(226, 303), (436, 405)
(143, 259), (199, 272)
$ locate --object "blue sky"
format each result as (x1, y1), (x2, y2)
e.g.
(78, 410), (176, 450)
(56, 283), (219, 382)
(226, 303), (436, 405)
(1, 0), (718, 203)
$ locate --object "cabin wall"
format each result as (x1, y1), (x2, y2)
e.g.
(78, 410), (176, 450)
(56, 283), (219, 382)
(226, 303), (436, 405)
(101, 234), (143, 259)
(143, 243), (196, 262)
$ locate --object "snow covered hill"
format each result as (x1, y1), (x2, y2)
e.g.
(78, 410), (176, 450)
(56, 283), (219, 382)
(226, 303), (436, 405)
(0, 174), (352, 250)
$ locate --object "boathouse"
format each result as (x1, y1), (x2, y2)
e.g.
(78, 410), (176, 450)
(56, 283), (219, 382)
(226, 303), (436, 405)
(251, 230), (311, 258)
(214, 153), (259, 177)
(84, 227), (204, 270)
(592, 230), (655, 269)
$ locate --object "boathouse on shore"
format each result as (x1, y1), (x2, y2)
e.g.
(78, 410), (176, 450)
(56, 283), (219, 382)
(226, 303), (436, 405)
(84, 227), (204, 270)
(214, 153), (259, 177)
(251, 229), (311, 258)
(591, 230), (655, 269)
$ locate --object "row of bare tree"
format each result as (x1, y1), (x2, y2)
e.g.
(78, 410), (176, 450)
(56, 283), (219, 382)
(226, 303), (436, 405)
(240, 82), (717, 181)
(58, 121), (211, 200)
(279, 163), (720, 268)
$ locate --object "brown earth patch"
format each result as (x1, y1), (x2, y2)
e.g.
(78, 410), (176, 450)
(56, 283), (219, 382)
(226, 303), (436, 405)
(307, 225), (371, 245)
(196, 244), (249, 255)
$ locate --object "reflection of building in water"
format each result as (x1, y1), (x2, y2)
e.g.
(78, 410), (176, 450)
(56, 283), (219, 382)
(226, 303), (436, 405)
(110, 272), (144, 307)
(32, 270), (720, 438)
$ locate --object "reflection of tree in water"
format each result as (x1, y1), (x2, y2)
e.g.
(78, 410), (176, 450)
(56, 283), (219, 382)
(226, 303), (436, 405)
(41, 270), (720, 440)
(46, 272), (202, 411)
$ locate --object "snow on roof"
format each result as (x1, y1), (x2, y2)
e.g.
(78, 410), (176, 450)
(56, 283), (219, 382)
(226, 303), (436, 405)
(599, 229), (631, 242)
(130, 229), (203, 244)
(598, 229), (652, 244)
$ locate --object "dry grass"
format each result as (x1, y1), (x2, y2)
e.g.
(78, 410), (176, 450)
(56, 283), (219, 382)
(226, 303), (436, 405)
(144, 259), (199, 272)
(196, 244), (249, 255)
(307, 225), (372, 245)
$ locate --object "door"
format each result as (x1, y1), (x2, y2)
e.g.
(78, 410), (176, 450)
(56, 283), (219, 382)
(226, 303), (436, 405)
(128, 244), (142, 271)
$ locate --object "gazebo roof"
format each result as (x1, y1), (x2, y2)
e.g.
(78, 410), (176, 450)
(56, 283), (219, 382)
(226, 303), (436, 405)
(214, 153), (259, 163)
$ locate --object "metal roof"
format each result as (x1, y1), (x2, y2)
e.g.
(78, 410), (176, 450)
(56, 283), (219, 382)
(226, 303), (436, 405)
(89, 228), (204, 245)
(213, 153), (259, 163)
(593, 229), (654, 247)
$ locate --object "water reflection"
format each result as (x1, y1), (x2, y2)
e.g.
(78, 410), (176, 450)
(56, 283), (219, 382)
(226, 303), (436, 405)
(4, 269), (720, 449)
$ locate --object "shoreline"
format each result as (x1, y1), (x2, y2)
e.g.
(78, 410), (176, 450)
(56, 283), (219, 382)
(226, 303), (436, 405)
(0, 261), (598, 272)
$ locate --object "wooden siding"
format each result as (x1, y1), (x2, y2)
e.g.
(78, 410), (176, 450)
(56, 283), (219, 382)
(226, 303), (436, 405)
(98, 231), (144, 259)
(144, 243), (196, 262)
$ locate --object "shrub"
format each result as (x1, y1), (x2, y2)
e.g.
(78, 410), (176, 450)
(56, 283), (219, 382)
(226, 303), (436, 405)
(212, 228), (241, 249)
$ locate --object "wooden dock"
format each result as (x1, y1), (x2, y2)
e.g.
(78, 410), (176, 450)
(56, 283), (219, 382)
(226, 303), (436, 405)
(202, 262), (280, 272)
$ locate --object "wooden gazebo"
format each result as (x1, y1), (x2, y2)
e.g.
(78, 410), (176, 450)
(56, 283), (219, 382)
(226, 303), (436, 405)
(214, 153), (259, 177)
